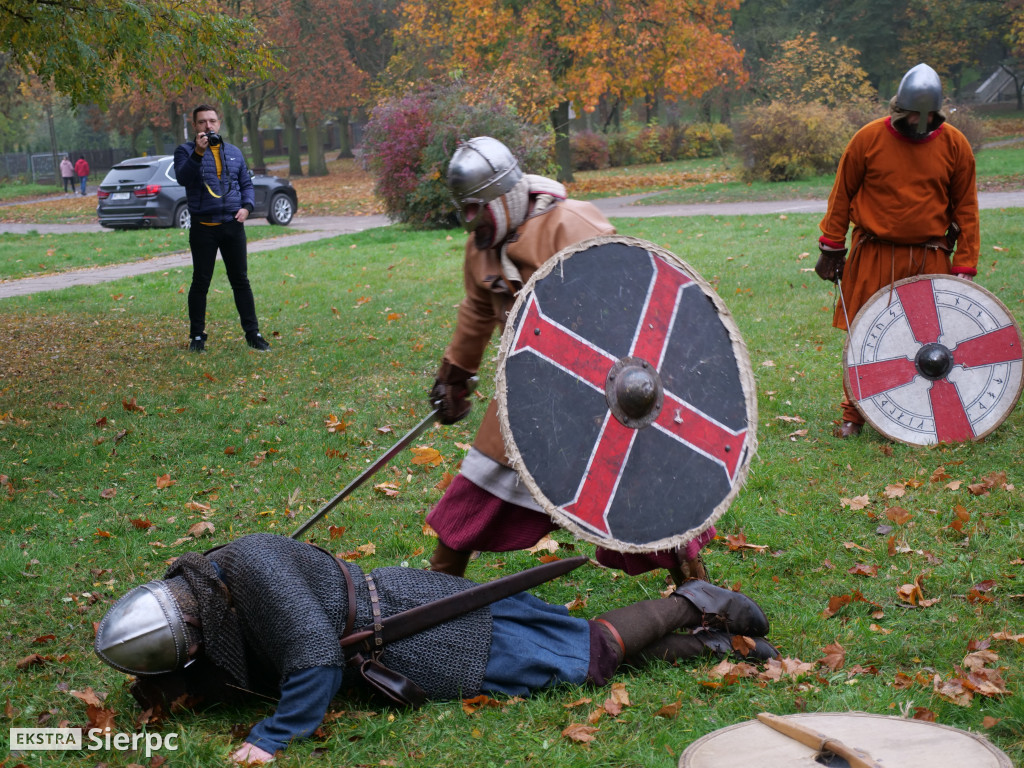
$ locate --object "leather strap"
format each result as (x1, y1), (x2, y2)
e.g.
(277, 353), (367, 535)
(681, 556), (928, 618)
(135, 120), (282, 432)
(338, 559), (357, 641)
(364, 573), (384, 653)
(310, 543), (356, 641)
(595, 618), (626, 657)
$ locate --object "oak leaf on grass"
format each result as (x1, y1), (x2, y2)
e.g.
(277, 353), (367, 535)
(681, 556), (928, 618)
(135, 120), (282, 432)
(562, 723), (599, 743)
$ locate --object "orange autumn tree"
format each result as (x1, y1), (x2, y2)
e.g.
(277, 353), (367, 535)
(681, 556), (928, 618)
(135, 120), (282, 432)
(391, 0), (746, 181)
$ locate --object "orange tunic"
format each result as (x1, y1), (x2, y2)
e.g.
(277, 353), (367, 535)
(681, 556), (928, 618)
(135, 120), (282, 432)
(820, 117), (979, 330)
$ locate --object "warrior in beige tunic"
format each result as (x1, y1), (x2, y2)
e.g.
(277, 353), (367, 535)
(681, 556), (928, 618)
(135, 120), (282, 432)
(426, 137), (714, 581)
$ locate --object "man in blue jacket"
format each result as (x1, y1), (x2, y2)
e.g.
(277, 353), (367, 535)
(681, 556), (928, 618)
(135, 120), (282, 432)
(174, 104), (270, 352)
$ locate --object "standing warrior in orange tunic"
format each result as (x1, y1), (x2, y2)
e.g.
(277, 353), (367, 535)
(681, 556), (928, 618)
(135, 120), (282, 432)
(815, 63), (979, 437)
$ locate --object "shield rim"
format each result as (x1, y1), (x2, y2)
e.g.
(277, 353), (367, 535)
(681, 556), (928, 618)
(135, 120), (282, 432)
(843, 274), (1024, 446)
(495, 234), (758, 554)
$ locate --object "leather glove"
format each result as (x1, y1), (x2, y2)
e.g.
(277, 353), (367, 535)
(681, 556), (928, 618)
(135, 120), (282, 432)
(945, 221), (961, 252)
(815, 244), (847, 283)
(430, 359), (473, 424)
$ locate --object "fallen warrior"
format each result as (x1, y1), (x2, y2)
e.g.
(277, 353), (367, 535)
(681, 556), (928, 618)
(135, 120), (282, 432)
(95, 534), (776, 764)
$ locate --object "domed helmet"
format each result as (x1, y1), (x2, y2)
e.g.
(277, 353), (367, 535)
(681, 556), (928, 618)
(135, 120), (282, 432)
(895, 63), (943, 135)
(446, 137), (523, 232)
(94, 576), (200, 675)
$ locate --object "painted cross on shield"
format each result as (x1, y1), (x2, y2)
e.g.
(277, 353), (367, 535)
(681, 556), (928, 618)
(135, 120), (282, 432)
(845, 275), (1024, 445)
(496, 236), (758, 553)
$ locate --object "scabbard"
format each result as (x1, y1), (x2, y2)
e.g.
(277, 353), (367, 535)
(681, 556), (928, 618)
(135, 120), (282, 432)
(756, 712), (884, 768)
(341, 555), (588, 650)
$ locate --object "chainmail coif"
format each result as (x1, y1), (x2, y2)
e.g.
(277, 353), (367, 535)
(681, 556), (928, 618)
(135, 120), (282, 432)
(165, 551), (249, 687)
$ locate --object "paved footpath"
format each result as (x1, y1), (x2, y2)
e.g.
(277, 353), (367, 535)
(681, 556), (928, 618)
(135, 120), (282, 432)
(0, 215), (388, 299)
(2, 191), (1022, 299)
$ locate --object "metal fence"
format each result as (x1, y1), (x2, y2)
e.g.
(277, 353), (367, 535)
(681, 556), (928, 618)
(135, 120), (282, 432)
(0, 152), (30, 180)
(0, 148), (134, 184)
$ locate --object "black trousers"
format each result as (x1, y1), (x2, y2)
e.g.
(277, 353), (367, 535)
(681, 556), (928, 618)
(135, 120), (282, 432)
(187, 220), (259, 337)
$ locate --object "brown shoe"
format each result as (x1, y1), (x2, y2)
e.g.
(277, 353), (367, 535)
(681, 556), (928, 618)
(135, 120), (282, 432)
(692, 629), (779, 661)
(427, 542), (472, 576)
(629, 629), (779, 664)
(834, 421), (863, 438)
(673, 580), (770, 637)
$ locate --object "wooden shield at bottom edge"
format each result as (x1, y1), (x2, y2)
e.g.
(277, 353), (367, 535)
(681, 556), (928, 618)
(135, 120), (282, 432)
(679, 712), (1012, 768)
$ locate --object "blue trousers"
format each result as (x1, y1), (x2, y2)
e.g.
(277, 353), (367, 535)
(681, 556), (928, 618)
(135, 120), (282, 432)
(480, 592), (591, 697)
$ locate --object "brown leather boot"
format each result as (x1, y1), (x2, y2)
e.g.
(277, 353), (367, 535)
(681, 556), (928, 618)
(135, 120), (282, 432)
(427, 542), (472, 576)
(630, 630), (778, 664)
(594, 597), (701, 662)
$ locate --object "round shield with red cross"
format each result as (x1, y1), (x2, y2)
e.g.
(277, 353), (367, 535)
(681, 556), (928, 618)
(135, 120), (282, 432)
(845, 275), (1024, 445)
(495, 236), (758, 553)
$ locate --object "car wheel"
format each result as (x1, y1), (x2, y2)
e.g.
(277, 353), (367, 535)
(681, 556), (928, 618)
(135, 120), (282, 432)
(174, 203), (191, 229)
(267, 193), (294, 226)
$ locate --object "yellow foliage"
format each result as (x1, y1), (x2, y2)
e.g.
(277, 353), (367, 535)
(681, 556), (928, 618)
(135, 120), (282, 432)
(757, 32), (876, 108)
(391, 0), (747, 120)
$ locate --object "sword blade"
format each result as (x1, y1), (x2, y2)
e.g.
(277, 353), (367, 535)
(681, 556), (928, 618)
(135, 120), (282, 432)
(290, 377), (478, 540)
(342, 556), (589, 649)
(290, 409), (440, 539)
(837, 278), (864, 402)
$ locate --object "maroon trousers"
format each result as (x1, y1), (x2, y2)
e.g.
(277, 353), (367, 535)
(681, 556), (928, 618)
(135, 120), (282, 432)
(426, 474), (714, 575)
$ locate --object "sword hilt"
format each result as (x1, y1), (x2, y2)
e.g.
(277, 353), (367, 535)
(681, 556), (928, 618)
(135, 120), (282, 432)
(430, 375), (479, 409)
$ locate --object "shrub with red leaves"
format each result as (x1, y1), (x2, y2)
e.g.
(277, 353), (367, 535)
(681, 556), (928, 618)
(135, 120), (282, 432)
(570, 130), (610, 171)
(362, 82), (553, 229)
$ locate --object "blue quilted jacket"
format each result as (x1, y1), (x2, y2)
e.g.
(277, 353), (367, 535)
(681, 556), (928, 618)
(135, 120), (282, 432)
(173, 140), (255, 223)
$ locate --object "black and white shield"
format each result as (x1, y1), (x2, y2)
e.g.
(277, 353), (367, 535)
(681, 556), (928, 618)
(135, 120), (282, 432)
(495, 236), (757, 553)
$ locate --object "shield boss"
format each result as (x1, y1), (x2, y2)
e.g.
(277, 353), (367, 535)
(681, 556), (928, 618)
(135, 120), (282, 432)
(496, 236), (757, 553)
(845, 275), (1023, 445)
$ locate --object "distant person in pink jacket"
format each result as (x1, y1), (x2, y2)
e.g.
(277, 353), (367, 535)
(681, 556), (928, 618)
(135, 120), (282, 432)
(60, 155), (75, 193)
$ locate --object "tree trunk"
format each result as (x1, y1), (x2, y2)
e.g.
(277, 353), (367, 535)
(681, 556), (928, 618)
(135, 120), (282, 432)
(244, 99), (265, 173)
(335, 111), (352, 159)
(700, 91), (714, 123)
(129, 128), (142, 157)
(221, 102), (244, 151)
(645, 93), (658, 124)
(550, 101), (573, 183)
(304, 112), (328, 176)
(282, 99), (303, 177)
(169, 102), (183, 144)
(1000, 65), (1023, 111)
(47, 106), (60, 189)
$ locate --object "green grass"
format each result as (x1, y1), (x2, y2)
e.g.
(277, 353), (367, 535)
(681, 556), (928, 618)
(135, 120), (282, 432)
(2, 211), (1023, 766)
(0, 182), (67, 201)
(578, 139), (1024, 206)
(0, 227), (290, 281)
(638, 173), (837, 205)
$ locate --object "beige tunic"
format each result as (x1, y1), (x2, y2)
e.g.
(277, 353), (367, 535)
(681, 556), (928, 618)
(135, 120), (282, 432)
(444, 198), (615, 464)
